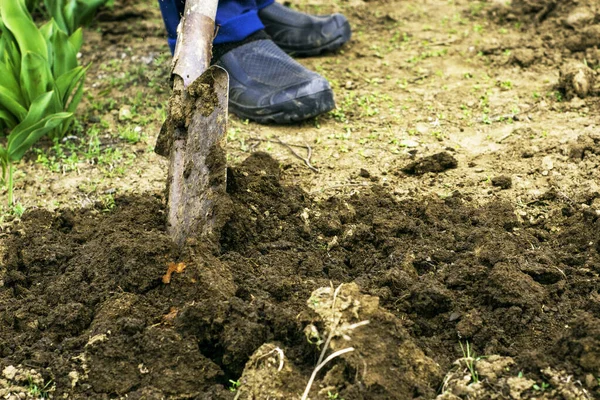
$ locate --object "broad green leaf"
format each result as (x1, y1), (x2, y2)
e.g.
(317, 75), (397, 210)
(20, 51), (54, 107)
(63, 0), (77, 34)
(55, 64), (87, 107)
(76, 0), (106, 28)
(10, 91), (55, 134)
(50, 24), (77, 78)
(65, 68), (86, 113)
(0, 146), (7, 181)
(25, 0), (37, 11)
(1, 31), (22, 78)
(0, 89), (28, 121)
(0, 0), (48, 59)
(8, 112), (71, 162)
(69, 28), (83, 53)
(0, 109), (18, 130)
(0, 62), (26, 107)
(43, 0), (68, 34)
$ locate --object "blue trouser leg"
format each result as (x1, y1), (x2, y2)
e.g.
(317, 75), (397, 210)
(157, 0), (185, 54)
(158, 0), (276, 54)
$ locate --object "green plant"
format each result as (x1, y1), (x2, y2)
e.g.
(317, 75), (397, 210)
(0, 92), (71, 205)
(44, 0), (110, 35)
(0, 0), (88, 205)
(459, 341), (479, 384)
(0, 0), (88, 137)
(25, 0), (38, 11)
(27, 376), (54, 399)
(532, 381), (550, 391)
(228, 379), (241, 392)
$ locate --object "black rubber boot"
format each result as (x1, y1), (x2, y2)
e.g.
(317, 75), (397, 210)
(258, 2), (351, 56)
(216, 38), (335, 124)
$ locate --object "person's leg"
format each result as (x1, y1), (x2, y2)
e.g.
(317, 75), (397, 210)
(213, 0), (268, 44)
(157, 0), (338, 124)
(158, 0), (268, 51)
(157, 0), (185, 54)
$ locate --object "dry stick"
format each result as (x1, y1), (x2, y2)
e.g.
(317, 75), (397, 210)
(485, 104), (540, 128)
(254, 346), (285, 372)
(248, 137), (319, 173)
(316, 284), (344, 366)
(301, 347), (355, 400)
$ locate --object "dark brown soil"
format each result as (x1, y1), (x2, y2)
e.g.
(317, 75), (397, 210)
(2, 152), (600, 398)
(489, 0), (600, 73)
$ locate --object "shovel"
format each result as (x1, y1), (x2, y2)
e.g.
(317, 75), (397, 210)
(155, 0), (229, 247)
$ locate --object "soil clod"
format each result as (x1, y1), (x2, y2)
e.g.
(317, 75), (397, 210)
(401, 151), (458, 175)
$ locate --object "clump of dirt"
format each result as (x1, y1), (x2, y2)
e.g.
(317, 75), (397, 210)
(485, 0), (600, 92)
(2, 153), (600, 398)
(1, 365), (50, 399)
(491, 175), (512, 189)
(494, 0), (600, 52)
(558, 61), (597, 100)
(437, 355), (590, 399)
(401, 151), (458, 175)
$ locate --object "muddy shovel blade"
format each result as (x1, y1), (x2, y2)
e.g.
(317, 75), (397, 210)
(166, 65), (229, 247)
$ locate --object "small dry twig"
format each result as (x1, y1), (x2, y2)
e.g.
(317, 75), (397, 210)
(248, 137), (319, 173)
(301, 347), (355, 400)
(254, 346), (285, 372)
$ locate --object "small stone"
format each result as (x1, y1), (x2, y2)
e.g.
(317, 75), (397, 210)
(491, 175), (512, 189)
(564, 7), (595, 29)
(344, 80), (354, 90)
(140, 55), (154, 65)
(448, 311), (461, 322)
(511, 48), (536, 67)
(584, 373), (598, 389)
(327, 236), (339, 252)
(415, 122), (430, 135)
(118, 107), (132, 121)
(2, 366), (17, 380)
(569, 96), (586, 109)
(541, 156), (554, 171)
(400, 139), (419, 148)
(359, 168), (371, 178)
(68, 371), (79, 388)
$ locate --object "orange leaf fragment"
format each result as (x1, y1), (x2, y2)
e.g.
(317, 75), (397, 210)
(162, 307), (179, 324)
(162, 262), (187, 284)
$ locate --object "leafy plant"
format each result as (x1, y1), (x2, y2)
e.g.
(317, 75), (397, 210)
(0, 92), (71, 205)
(228, 379), (241, 392)
(0, 0), (86, 205)
(44, 0), (109, 35)
(0, 0), (87, 137)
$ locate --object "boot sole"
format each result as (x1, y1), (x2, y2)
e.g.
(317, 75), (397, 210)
(229, 89), (335, 124)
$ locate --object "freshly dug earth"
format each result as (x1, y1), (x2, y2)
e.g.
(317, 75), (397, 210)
(1, 153), (600, 399)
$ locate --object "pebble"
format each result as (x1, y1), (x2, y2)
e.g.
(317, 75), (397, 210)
(2, 366), (16, 380)
(119, 107), (132, 121)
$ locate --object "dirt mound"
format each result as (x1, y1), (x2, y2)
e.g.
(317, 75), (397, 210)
(483, 0), (600, 89)
(1, 153), (600, 398)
